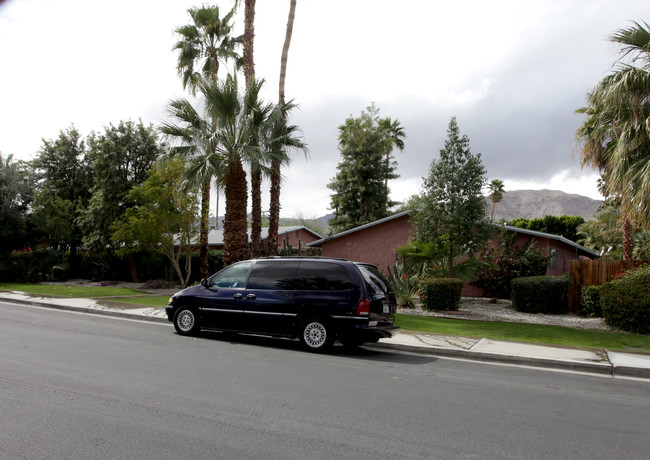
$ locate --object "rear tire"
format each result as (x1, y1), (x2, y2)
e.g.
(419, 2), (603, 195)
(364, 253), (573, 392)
(299, 318), (334, 352)
(173, 307), (200, 336)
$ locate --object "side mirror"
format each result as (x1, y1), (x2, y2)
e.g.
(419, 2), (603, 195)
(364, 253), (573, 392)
(201, 278), (208, 288)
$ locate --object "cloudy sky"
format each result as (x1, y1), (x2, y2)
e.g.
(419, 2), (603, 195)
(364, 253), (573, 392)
(1, 0), (648, 218)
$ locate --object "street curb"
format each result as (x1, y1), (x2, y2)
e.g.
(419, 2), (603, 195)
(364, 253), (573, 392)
(2, 297), (169, 325)
(604, 350), (650, 379)
(611, 365), (650, 379)
(367, 341), (615, 376)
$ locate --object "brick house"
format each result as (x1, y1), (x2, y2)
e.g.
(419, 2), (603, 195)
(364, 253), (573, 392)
(308, 211), (598, 296)
(307, 211), (414, 271)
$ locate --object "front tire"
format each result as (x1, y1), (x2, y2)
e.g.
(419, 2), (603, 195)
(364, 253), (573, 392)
(173, 307), (200, 336)
(299, 318), (334, 352)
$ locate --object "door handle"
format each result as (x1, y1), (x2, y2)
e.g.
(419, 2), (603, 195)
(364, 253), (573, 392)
(246, 294), (257, 300)
(233, 293), (244, 300)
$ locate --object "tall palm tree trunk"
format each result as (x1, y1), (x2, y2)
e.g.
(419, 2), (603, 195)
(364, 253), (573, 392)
(269, 0), (297, 255)
(244, 0), (261, 256)
(268, 160), (282, 256)
(622, 211), (633, 260)
(215, 190), (220, 230)
(251, 165), (262, 257)
(199, 180), (211, 279)
(243, 0), (256, 84)
(224, 159), (250, 264)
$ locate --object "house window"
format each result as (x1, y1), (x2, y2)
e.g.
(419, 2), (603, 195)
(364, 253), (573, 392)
(549, 249), (557, 270)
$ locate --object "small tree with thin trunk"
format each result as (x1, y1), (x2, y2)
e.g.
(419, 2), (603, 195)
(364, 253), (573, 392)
(487, 179), (505, 222)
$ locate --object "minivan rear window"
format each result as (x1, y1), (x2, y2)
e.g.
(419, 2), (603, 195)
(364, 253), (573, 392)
(357, 264), (391, 296)
(295, 261), (353, 291)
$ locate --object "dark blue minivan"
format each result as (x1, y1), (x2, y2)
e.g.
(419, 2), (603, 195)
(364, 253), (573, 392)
(165, 257), (399, 352)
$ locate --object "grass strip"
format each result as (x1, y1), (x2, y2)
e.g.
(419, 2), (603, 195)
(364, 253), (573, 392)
(0, 283), (146, 298)
(395, 314), (650, 352)
(111, 296), (171, 307)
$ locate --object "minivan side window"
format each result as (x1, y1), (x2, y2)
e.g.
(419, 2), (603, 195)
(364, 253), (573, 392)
(209, 261), (253, 288)
(246, 261), (300, 290)
(295, 261), (353, 291)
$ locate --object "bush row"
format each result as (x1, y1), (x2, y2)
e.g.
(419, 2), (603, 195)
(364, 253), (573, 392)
(598, 265), (650, 334)
(511, 275), (571, 314)
(576, 265), (650, 333)
(419, 278), (464, 311)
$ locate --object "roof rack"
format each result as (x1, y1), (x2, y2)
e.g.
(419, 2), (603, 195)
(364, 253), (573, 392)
(258, 256), (350, 261)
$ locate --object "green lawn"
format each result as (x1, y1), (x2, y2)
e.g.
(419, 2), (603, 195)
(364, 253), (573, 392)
(395, 314), (650, 352)
(0, 283), (146, 298)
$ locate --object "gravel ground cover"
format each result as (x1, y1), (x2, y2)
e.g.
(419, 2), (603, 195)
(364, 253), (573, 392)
(399, 297), (610, 331)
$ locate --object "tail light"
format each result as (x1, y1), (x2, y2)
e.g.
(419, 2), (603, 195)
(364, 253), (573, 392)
(356, 298), (370, 316)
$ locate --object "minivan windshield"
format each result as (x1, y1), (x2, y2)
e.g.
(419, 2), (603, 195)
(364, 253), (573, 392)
(357, 264), (391, 296)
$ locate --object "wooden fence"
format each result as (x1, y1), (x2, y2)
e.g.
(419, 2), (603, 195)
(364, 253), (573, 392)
(568, 259), (649, 312)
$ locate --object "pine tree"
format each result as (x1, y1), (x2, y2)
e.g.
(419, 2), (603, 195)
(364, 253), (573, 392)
(414, 117), (490, 277)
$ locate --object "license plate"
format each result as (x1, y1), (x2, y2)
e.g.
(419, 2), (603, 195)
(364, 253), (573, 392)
(369, 321), (378, 327)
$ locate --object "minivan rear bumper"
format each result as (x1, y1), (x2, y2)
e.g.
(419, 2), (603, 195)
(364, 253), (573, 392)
(332, 316), (399, 341)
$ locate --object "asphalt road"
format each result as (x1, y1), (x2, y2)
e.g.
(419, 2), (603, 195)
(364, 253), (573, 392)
(1, 301), (649, 460)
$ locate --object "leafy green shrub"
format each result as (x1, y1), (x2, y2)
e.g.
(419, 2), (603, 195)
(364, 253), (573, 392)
(419, 278), (464, 311)
(600, 265), (650, 334)
(579, 285), (602, 317)
(511, 275), (571, 314)
(471, 229), (548, 298)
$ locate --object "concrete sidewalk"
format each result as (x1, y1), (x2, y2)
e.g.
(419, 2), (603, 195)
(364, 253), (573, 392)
(2, 290), (650, 379)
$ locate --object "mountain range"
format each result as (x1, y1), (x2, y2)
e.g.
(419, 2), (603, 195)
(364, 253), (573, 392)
(487, 189), (602, 221)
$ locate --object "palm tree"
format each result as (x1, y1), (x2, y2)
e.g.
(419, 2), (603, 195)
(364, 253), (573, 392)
(159, 97), (224, 279)
(173, 4), (242, 238)
(576, 21), (650, 259)
(242, 0), (266, 256)
(379, 117), (406, 188)
(264, 101), (308, 252)
(488, 179), (506, 222)
(201, 75), (276, 264)
(173, 5), (241, 93)
(268, 0), (297, 255)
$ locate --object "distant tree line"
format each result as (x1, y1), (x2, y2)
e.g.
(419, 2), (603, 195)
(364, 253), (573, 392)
(505, 215), (585, 243)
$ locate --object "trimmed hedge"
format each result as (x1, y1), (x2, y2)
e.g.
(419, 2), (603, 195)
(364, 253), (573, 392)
(511, 275), (571, 314)
(419, 278), (464, 311)
(600, 265), (650, 334)
(579, 285), (602, 318)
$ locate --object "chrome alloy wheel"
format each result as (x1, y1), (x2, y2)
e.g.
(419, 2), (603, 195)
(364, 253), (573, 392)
(303, 321), (327, 348)
(176, 309), (195, 332)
